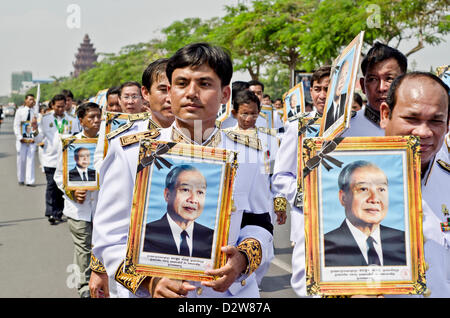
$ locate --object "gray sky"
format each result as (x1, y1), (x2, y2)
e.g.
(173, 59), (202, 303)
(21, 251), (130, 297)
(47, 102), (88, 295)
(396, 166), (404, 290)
(0, 0), (448, 96)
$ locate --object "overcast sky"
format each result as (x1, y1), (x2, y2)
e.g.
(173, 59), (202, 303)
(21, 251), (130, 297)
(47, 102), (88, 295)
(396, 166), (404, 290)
(0, 0), (448, 96)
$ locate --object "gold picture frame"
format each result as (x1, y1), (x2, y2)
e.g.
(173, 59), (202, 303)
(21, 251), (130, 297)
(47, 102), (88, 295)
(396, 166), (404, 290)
(20, 121), (35, 143)
(62, 137), (99, 191)
(320, 31), (365, 139)
(103, 111), (131, 157)
(302, 136), (426, 296)
(125, 139), (238, 282)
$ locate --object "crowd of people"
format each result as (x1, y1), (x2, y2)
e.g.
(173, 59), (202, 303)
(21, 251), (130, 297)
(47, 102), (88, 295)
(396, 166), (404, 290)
(11, 40), (449, 299)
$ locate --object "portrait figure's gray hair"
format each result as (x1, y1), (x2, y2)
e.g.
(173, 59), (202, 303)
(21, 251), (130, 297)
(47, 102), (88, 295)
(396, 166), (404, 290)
(338, 160), (385, 192)
(165, 165), (206, 191)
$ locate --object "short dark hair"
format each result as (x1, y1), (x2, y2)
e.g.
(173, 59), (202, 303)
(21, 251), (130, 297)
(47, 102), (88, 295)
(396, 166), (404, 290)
(25, 94), (35, 100)
(165, 165), (205, 191)
(119, 81), (142, 97)
(61, 89), (74, 99)
(74, 147), (90, 163)
(232, 81), (250, 103)
(106, 86), (120, 100)
(338, 161), (386, 192)
(353, 92), (363, 107)
(386, 71), (450, 119)
(310, 66), (331, 87)
(76, 102), (100, 119)
(361, 42), (407, 76)
(142, 58), (169, 90)
(51, 94), (66, 105)
(233, 90), (261, 112)
(166, 42), (233, 87)
(248, 80), (264, 92)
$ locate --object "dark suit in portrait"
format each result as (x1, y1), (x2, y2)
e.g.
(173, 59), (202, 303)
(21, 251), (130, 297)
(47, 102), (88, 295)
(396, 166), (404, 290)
(324, 220), (406, 267)
(143, 213), (214, 258)
(69, 167), (96, 181)
(324, 93), (347, 131)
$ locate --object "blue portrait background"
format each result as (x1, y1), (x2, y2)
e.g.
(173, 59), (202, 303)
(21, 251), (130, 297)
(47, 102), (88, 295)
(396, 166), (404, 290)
(68, 143), (96, 171)
(145, 155), (225, 230)
(319, 151), (407, 235)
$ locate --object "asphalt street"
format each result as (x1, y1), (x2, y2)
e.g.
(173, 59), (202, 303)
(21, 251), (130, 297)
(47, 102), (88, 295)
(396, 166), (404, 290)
(0, 116), (297, 298)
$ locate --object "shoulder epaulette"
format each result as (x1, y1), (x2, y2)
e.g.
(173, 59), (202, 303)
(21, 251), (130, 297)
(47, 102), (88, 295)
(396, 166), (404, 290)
(437, 159), (450, 173)
(215, 119), (222, 129)
(128, 112), (152, 122)
(42, 111), (53, 118)
(257, 127), (277, 137)
(224, 130), (262, 151)
(147, 117), (161, 130)
(106, 121), (134, 140)
(120, 129), (160, 147)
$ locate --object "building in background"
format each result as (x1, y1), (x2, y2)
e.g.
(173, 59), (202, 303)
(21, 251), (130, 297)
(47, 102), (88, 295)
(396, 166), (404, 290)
(72, 34), (98, 78)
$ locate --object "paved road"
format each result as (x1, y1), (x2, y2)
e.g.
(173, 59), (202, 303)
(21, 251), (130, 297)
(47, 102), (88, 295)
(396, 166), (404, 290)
(0, 116), (296, 298)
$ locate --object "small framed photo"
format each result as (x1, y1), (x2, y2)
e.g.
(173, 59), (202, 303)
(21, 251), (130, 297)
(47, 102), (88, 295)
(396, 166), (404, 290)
(293, 71), (313, 105)
(320, 31), (365, 139)
(21, 121), (34, 143)
(103, 111), (131, 157)
(216, 98), (232, 125)
(293, 115), (322, 208)
(62, 137), (99, 191)
(125, 139), (237, 282)
(260, 105), (274, 128)
(302, 136), (426, 296)
(282, 83), (306, 122)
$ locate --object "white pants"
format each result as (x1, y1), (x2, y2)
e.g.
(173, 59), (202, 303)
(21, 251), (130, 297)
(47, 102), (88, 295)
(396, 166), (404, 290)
(16, 142), (36, 185)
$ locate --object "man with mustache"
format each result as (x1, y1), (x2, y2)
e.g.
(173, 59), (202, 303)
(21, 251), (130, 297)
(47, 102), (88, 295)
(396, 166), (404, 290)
(324, 160), (406, 267)
(143, 165), (213, 258)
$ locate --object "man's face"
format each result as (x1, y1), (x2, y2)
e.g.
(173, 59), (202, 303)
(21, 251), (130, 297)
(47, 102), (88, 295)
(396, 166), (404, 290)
(53, 100), (66, 117)
(249, 85), (263, 102)
(106, 94), (121, 113)
(380, 77), (449, 169)
(80, 108), (102, 133)
(339, 166), (389, 229)
(119, 85), (143, 114)
(142, 74), (174, 123)
(25, 96), (35, 108)
(233, 102), (259, 130)
(65, 97), (73, 111)
(290, 93), (298, 108)
(310, 76), (330, 114)
(362, 58), (403, 111)
(274, 99), (283, 109)
(169, 64), (230, 127)
(165, 170), (206, 223)
(76, 149), (90, 169)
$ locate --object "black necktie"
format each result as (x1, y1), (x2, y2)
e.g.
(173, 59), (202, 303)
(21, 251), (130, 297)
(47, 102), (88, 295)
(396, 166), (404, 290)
(27, 108), (31, 121)
(179, 231), (190, 256)
(82, 172), (87, 181)
(367, 236), (381, 265)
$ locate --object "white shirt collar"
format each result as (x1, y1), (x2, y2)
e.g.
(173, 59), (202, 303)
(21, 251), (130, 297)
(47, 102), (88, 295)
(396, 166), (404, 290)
(166, 212), (194, 256)
(171, 121), (219, 146)
(345, 218), (383, 265)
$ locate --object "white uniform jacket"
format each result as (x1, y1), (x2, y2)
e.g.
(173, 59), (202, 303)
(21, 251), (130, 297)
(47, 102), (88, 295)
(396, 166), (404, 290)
(92, 120), (273, 298)
(34, 111), (80, 168)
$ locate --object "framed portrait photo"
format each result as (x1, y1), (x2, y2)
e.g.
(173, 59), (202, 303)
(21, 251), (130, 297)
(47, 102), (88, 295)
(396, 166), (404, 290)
(260, 105), (274, 129)
(103, 111), (131, 157)
(62, 137), (99, 191)
(293, 71), (313, 105)
(302, 136), (426, 296)
(320, 31), (365, 139)
(125, 139), (237, 282)
(282, 82), (306, 122)
(293, 114), (322, 208)
(21, 121), (34, 143)
(216, 97), (232, 125)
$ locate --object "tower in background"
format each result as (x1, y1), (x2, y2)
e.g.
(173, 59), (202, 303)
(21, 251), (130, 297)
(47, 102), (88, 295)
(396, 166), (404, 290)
(72, 34), (98, 77)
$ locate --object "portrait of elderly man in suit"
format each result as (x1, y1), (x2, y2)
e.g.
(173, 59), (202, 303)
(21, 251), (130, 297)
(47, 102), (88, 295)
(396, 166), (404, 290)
(324, 59), (350, 131)
(143, 165), (214, 259)
(324, 160), (406, 267)
(69, 147), (96, 182)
